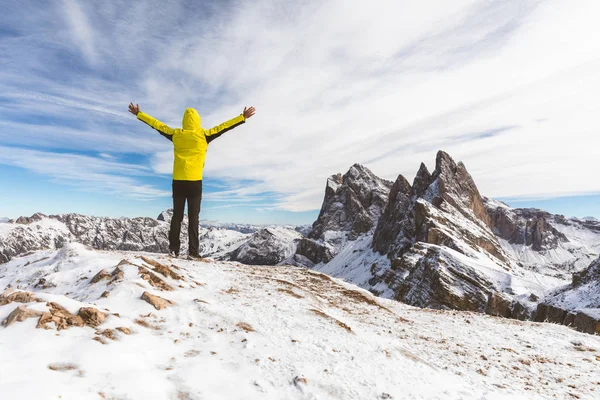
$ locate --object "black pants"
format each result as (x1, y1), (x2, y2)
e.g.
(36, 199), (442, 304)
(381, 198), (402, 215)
(169, 180), (203, 256)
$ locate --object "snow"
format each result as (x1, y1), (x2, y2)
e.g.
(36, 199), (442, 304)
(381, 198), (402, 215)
(1, 245), (600, 399)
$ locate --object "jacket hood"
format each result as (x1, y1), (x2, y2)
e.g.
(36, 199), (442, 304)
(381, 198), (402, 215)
(182, 108), (201, 130)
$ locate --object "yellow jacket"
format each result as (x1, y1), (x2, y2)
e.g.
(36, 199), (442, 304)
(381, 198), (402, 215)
(137, 108), (245, 181)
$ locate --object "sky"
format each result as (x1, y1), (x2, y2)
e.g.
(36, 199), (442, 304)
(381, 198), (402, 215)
(0, 0), (599, 225)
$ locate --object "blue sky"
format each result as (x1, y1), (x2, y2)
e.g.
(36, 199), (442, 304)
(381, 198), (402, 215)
(1, 0), (599, 224)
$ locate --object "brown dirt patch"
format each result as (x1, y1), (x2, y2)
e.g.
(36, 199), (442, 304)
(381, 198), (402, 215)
(48, 363), (78, 371)
(236, 322), (255, 332)
(134, 319), (161, 330)
(309, 309), (352, 333)
(277, 288), (304, 299)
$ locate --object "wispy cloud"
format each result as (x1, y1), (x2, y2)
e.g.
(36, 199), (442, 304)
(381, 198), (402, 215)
(0, 146), (170, 199)
(1, 0), (600, 217)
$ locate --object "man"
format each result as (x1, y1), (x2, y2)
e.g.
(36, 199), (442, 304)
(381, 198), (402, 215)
(128, 102), (256, 259)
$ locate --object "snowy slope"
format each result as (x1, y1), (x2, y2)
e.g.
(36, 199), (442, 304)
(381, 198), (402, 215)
(1, 244), (600, 399)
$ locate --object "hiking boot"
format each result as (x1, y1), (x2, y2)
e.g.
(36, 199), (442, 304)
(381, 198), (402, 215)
(168, 250), (179, 258)
(187, 254), (203, 261)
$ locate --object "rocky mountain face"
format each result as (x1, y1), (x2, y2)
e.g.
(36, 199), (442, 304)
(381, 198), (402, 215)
(3, 151), (600, 336)
(226, 227), (303, 265)
(295, 164), (392, 266)
(293, 151), (600, 334)
(309, 164), (392, 240)
(485, 200), (568, 252)
(534, 257), (600, 334)
(0, 212), (255, 264)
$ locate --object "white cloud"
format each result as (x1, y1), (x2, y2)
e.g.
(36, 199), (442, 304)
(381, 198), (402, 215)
(0, 146), (170, 199)
(61, 0), (97, 64)
(2, 0), (600, 213)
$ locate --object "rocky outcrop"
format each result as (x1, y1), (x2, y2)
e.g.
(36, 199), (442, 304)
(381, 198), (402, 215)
(294, 238), (335, 265)
(372, 174), (414, 258)
(2, 305), (45, 327)
(309, 164), (392, 240)
(141, 291), (176, 311)
(227, 228), (302, 265)
(0, 289), (42, 306)
(484, 200), (568, 251)
(534, 257), (600, 334)
(394, 245), (494, 312)
(428, 151), (492, 229)
(15, 213), (47, 225)
(372, 151), (507, 263)
(78, 307), (108, 327)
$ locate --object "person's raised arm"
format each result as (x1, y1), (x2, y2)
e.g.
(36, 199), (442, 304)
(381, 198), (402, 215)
(204, 106), (256, 142)
(128, 102), (179, 137)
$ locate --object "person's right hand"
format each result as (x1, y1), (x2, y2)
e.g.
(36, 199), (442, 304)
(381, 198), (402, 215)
(243, 106), (256, 119)
(128, 102), (140, 116)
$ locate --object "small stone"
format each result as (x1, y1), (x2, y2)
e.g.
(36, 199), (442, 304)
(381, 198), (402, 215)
(116, 327), (132, 335)
(2, 305), (44, 327)
(78, 307), (107, 327)
(141, 291), (176, 310)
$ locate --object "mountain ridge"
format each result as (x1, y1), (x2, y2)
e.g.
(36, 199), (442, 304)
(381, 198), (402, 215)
(2, 150), (599, 334)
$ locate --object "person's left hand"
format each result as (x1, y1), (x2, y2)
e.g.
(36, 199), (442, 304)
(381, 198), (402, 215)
(128, 102), (140, 116)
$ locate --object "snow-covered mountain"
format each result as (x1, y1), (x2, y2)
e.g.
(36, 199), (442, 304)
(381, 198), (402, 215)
(0, 212), (255, 264)
(225, 227), (303, 265)
(535, 256), (600, 334)
(2, 150), (599, 335)
(1, 244), (599, 399)
(0, 217), (9, 223)
(289, 151), (600, 334)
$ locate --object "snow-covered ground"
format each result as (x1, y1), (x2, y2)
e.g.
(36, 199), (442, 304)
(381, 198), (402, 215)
(1, 244), (599, 399)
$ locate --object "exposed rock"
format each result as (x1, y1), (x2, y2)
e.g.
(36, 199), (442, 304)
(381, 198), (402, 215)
(138, 267), (173, 291)
(15, 213), (47, 225)
(139, 256), (183, 280)
(394, 246), (494, 312)
(78, 307), (107, 327)
(372, 174), (414, 257)
(484, 200), (568, 251)
(90, 269), (111, 284)
(309, 164), (392, 240)
(37, 302), (85, 330)
(412, 163), (432, 198)
(534, 257), (600, 335)
(486, 292), (514, 318)
(116, 326), (132, 335)
(0, 289), (42, 306)
(293, 238), (334, 265)
(227, 228), (302, 265)
(572, 312), (600, 335)
(430, 151), (492, 229)
(2, 305), (45, 327)
(141, 291), (176, 310)
(96, 328), (118, 340)
(91, 265), (124, 285)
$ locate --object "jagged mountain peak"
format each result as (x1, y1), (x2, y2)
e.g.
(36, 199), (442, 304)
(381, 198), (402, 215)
(345, 163), (376, 179)
(412, 162), (432, 198)
(307, 164), (392, 242)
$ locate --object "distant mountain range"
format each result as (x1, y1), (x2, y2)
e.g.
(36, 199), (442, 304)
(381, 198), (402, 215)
(2, 151), (599, 334)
